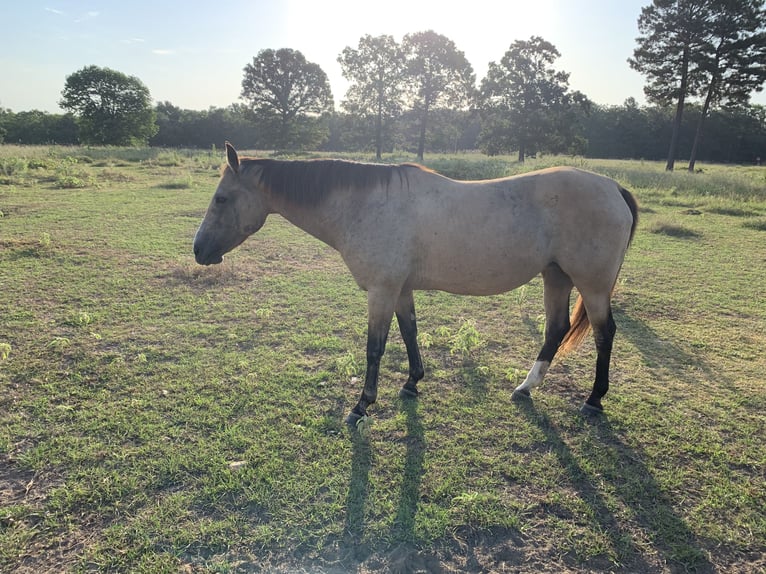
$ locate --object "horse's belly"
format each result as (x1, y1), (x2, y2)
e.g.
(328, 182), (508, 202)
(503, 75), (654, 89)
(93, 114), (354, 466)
(412, 251), (543, 296)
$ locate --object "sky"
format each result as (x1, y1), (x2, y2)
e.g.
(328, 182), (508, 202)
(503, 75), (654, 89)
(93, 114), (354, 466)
(1, 0), (764, 114)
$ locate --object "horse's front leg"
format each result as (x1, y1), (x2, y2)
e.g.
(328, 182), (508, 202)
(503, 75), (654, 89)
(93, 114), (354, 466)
(346, 288), (397, 425)
(395, 290), (424, 398)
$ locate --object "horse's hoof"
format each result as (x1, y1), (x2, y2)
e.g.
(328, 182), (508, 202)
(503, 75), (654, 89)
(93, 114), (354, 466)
(512, 388), (531, 401)
(579, 402), (603, 416)
(345, 409), (367, 427)
(399, 385), (419, 399)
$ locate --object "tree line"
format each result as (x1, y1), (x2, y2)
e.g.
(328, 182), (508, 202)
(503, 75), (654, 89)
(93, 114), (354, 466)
(1, 0), (764, 168)
(2, 100), (763, 165)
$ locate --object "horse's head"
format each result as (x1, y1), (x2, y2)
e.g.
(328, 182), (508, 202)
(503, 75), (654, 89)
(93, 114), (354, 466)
(193, 143), (269, 265)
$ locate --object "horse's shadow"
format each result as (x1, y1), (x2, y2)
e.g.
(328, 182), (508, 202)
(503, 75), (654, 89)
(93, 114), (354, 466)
(513, 398), (714, 572)
(343, 309), (716, 571)
(344, 398), (426, 564)
(615, 306), (715, 386)
(344, 400), (714, 573)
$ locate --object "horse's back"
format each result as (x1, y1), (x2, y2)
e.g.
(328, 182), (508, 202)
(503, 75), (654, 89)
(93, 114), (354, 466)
(402, 167), (634, 295)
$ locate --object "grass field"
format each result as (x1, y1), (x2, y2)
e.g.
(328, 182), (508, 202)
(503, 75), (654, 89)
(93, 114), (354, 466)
(1, 146), (765, 573)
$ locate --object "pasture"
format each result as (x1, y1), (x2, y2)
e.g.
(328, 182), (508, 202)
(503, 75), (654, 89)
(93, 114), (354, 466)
(0, 146), (764, 573)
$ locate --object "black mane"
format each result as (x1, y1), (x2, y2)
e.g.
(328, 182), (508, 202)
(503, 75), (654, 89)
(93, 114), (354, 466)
(241, 158), (422, 205)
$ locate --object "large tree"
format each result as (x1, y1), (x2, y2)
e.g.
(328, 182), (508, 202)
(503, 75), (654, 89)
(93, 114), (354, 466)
(241, 48), (333, 149)
(687, 0), (766, 171)
(479, 37), (589, 161)
(338, 35), (407, 159)
(629, 1), (712, 171)
(59, 65), (157, 145)
(402, 31), (475, 161)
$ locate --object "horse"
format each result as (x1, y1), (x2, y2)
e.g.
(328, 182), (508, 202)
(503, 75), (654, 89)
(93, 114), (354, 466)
(194, 143), (638, 425)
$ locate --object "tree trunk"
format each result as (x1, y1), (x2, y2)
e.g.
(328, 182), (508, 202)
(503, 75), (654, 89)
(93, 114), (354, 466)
(688, 81), (715, 173)
(416, 101), (429, 162)
(416, 119), (427, 162)
(375, 102), (383, 161)
(689, 48), (721, 173)
(518, 141), (525, 163)
(280, 113), (290, 150)
(666, 46), (691, 172)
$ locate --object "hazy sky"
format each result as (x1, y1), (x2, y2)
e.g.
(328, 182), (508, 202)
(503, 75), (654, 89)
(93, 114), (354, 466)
(2, 0), (764, 113)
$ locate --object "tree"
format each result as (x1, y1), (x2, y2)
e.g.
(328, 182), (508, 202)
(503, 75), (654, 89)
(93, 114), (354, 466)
(0, 109), (79, 145)
(241, 48), (334, 149)
(629, 1), (712, 170)
(687, 0), (766, 171)
(338, 35), (407, 159)
(0, 108), (6, 143)
(402, 31), (475, 160)
(59, 65), (157, 145)
(479, 37), (590, 161)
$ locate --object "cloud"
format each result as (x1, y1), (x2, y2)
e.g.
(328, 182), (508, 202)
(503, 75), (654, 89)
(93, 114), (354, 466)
(152, 49), (175, 56)
(74, 11), (100, 23)
(44, 7), (63, 15)
(122, 38), (146, 44)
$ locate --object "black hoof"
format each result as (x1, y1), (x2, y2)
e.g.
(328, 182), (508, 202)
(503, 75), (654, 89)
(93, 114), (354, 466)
(345, 407), (367, 427)
(512, 388), (531, 401)
(580, 402), (603, 416)
(399, 385), (419, 399)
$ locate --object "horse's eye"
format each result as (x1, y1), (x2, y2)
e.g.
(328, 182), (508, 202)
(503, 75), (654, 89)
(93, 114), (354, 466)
(215, 196), (227, 204)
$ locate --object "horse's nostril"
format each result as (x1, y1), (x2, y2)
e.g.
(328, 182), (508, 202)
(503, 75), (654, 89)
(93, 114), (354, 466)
(193, 245), (200, 256)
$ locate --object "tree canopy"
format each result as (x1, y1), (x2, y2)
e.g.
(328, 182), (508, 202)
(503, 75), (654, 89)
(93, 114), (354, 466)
(687, 0), (766, 171)
(338, 35), (407, 159)
(59, 65), (157, 146)
(241, 48), (334, 150)
(479, 37), (589, 161)
(402, 31), (475, 160)
(629, 0), (766, 171)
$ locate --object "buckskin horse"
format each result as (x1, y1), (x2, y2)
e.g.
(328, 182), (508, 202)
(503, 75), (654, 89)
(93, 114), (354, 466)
(194, 143), (638, 424)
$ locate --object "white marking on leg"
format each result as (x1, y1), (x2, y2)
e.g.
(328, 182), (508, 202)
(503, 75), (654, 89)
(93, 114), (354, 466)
(515, 361), (550, 393)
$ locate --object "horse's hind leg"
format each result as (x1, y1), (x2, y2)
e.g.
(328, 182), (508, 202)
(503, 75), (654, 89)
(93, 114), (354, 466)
(395, 290), (424, 398)
(512, 264), (573, 400)
(581, 300), (616, 415)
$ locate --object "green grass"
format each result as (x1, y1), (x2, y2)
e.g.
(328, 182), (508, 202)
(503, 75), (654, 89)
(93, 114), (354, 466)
(1, 146), (764, 572)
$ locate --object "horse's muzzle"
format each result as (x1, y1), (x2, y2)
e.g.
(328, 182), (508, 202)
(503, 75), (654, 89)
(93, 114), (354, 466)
(193, 243), (223, 265)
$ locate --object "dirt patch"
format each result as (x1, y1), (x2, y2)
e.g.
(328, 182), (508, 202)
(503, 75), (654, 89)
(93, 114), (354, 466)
(0, 454), (78, 573)
(224, 525), (674, 573)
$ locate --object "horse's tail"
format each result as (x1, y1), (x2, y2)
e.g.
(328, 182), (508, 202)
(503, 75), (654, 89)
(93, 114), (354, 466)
(558, 185), (638, 356)
(619, 185), (639, 246)
(558, 296), (590, 355)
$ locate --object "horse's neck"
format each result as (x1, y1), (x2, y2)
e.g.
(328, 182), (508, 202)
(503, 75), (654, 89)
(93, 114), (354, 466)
(270, 194), (346, 251)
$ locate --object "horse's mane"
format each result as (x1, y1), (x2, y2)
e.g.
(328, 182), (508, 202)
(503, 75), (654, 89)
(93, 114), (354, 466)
(239, 158), (425, 206)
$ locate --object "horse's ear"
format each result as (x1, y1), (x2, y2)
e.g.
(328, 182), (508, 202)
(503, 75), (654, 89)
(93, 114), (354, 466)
(225, 141), (240, 174)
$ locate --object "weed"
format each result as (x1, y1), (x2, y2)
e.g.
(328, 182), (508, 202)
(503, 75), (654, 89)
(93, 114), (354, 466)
(158, 174), (193, 189)
(0, 157), (28, 177)
(55, 157), (91, 188)
(449, 319), (484, 357)
(154, 151), (184, 167)
(0, 342), (11, 361)
(64, 310), (92, 327)
(648, 221), (703, 238)
(254, 308), (273, 319)
(743, 218), (766, 231)
(707, 206), (759, 217)
(355, 415), (372, 437)
(514, 284), (528, 308)
(335, 350), (360, 378)
(38, 232), (52, 250)
(47, 336), (71, 349)
(505, 366), (524, 384)
(418, 331), (434, 350)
